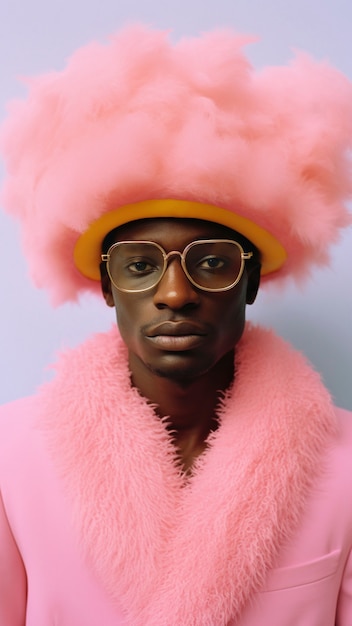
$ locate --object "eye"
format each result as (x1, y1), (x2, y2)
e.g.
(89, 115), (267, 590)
(126, 258), (158, 274)
(198, 255), (225, 270)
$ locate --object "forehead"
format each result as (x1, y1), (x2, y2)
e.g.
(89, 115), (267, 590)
(105, 218), (245, 248)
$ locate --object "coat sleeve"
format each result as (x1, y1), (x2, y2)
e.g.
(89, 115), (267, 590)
(0, 491), (27, 626)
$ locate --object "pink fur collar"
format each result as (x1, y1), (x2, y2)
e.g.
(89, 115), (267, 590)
(38, 324), (336, 625)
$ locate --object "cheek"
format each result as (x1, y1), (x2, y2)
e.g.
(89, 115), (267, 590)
(113, 300), (133, 337)
(212, 289), (248, 345)
(111, 293), (147, 348)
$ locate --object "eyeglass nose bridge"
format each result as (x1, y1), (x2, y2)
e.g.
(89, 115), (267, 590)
(158, 249), (192, 286)
(163, 249), (186, 265)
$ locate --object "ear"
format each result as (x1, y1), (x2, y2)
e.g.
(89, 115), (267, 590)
(99, 262), (115, 307)
(245, 262), (261, 305)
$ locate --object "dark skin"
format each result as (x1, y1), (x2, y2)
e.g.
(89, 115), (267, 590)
(101, 218), (261, 473)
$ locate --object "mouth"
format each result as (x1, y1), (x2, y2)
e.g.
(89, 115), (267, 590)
(145, 321), (207, 351)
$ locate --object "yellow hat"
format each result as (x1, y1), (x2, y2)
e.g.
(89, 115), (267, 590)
(74, 199), (287, 281)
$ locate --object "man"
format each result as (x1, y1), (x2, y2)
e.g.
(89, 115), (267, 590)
(0, 25), (351, 625)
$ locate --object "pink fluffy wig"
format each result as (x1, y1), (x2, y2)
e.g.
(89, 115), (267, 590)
(1, 25), (352, 304)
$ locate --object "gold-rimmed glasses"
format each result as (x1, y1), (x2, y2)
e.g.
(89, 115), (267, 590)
(101, 239), (253, 293)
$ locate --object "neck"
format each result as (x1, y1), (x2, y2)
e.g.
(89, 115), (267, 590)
(129, 350), (235, 472)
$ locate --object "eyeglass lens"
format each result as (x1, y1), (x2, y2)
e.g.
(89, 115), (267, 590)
(107, 241), (244, 291)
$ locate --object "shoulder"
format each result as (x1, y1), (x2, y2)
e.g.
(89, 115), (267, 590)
(0, 327), (124, 436)
(0, 395), (41, 466)
(312, 406), (352, 535)
(335, 405), (352, 431)
(333, 406), (352, 454)
(0, 395), (38, 432)
(330, 406), (352, 476)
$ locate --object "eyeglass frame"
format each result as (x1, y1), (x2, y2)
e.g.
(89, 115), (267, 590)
(101, 238), (254, 293)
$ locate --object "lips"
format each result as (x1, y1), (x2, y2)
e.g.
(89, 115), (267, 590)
(145, 321), (208, 351)
(146, 321), (207, 337)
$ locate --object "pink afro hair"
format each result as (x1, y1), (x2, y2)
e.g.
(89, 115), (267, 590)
(1, 24), (352, 305)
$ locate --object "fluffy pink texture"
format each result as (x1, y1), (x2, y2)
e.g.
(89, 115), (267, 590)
(1, 25), (352, 304)
(38, 324), (336, 624)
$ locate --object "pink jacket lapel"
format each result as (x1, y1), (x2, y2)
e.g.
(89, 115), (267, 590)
(38, 325), (336, 625)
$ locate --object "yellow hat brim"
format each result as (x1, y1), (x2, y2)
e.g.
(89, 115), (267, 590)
(74, 199), (287, 280)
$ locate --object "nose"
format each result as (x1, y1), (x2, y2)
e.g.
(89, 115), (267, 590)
(153, 256), (200, 310)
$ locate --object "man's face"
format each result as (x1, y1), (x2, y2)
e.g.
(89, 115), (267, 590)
(101, 218), (260, 384)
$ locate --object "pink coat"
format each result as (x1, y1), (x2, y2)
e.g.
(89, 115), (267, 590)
(0, 325), (351, 625)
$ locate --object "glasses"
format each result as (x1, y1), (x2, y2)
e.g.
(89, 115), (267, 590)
(101, 239), (253, 293)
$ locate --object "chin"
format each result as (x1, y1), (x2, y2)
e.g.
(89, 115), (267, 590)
(146, 354), (217, 384)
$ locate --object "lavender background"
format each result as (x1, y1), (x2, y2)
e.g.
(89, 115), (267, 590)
(0, 0), (351, 408)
